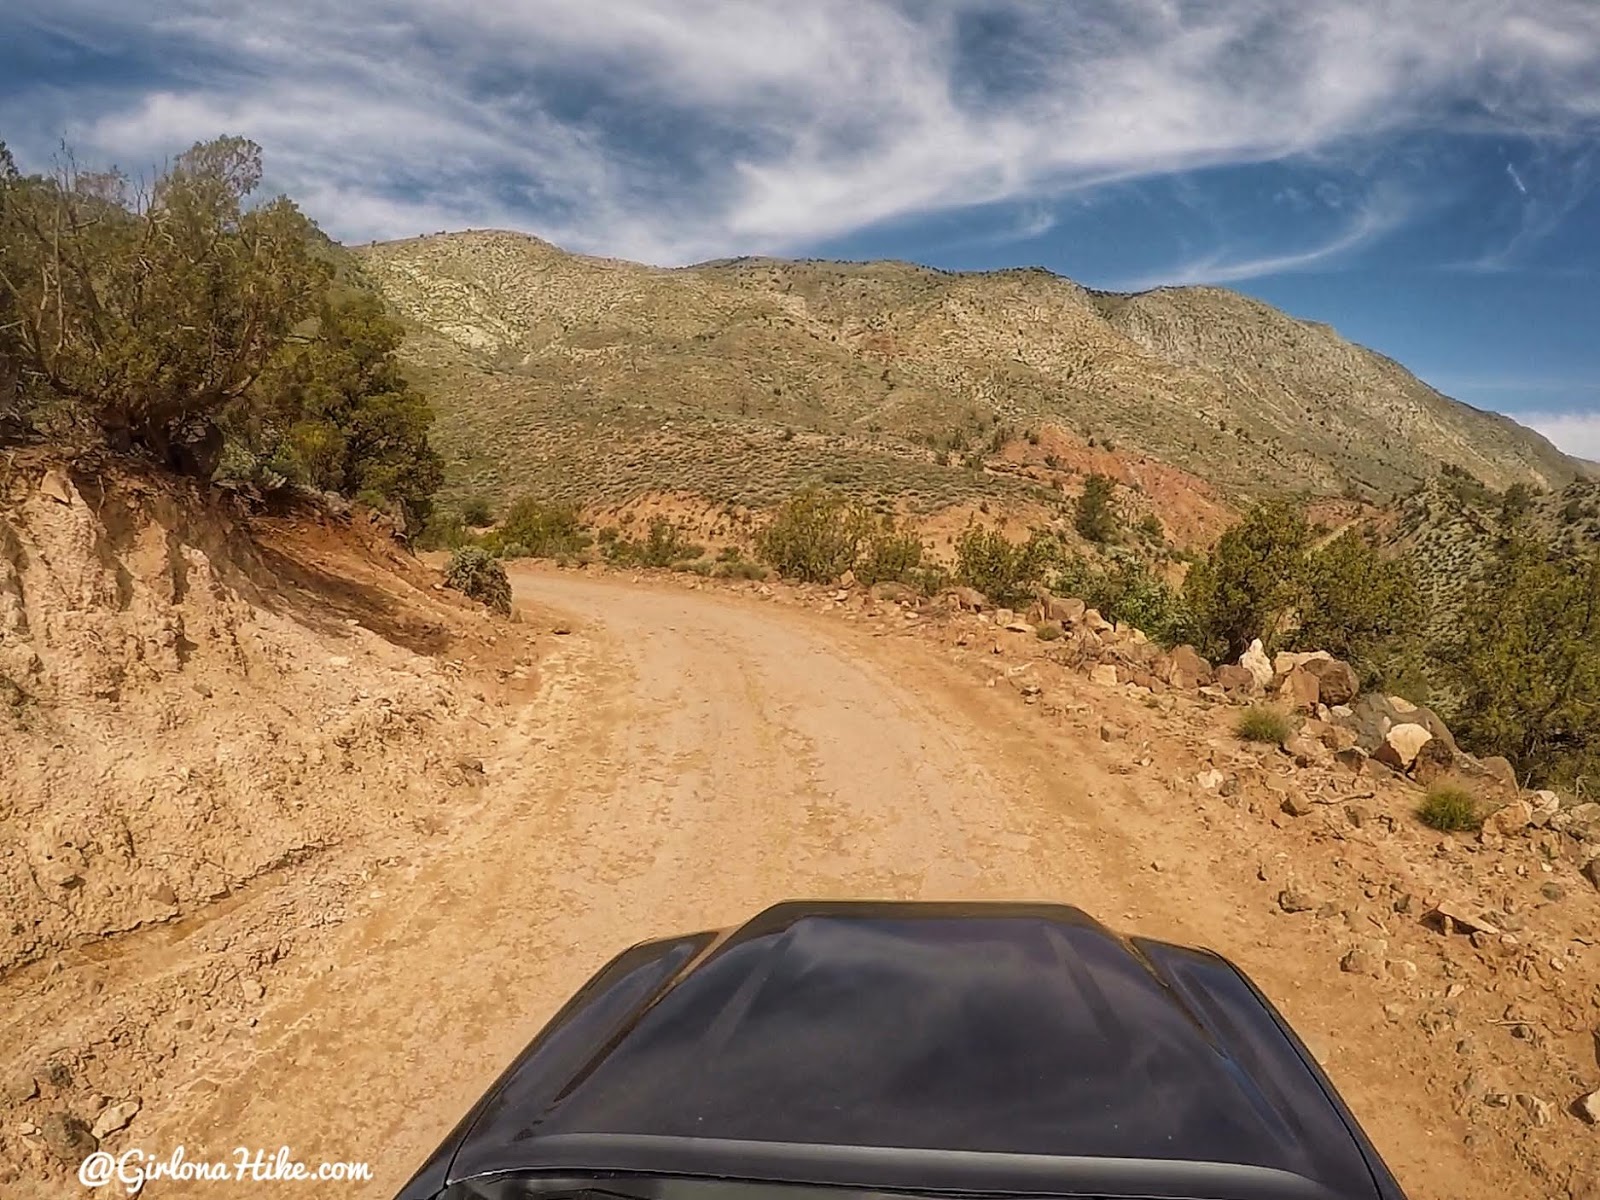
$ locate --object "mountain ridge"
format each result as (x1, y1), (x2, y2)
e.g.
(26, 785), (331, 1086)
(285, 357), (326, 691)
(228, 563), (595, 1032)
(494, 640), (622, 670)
(354, 229), (1581, 513)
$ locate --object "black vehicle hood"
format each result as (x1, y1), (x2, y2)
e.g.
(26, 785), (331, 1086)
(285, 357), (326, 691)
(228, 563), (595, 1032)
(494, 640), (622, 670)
(415, 902), (1395, 1200)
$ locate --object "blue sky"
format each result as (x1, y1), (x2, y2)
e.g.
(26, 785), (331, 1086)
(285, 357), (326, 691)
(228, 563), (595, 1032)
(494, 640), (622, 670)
(5, 0), (1599, 459)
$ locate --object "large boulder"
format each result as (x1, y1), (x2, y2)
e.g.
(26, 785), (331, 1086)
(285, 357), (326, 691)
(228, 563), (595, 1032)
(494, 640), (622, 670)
(1239, 639), (1274, 690)
(1373, 723), (1433, 771)
(945, 587), (986, 612)
(1162, 644), (1213, 689)
(1215, 664), (1259, 694)
(1303, 657), (1360, 706)
(1044, 596), (1086, 624)
(1280, 666), (1322, 712)
(1410, 736), (1458, 784)
(1081, 607), (1113, 633)
(1273, 649), (1332, 678)
(1338, 693), (1456, 755)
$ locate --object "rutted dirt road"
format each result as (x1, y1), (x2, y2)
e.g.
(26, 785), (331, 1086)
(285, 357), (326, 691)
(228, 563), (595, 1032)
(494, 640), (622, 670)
(4, 566), (1505, 1197)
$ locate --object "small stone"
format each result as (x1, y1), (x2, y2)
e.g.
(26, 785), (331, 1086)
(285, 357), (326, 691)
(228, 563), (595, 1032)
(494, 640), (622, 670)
(1576, 1090), (1600, 1125)
(1340, 942), (1385, 976)
(1388, 959), (1419, 981)
(239, 977), (265, 1003)
(1515, 1093), (1553, 1127)
(90, 1100), (139, 1141)
(1333, 745), (1368, 774)
(1281, 733), (1330, 769)
(1429, 901), (1499, 936)
(1541, 882), (1567, 902)
(1099, 721), (1125, 742)
(1280, 794), (1314, 818)
(1584, 858), (1600, 892)
(1196, 768), (1225, 790)
(326, 655), (351, 668)
(1088, 664), (1118, 687)
(37, 1113), (96, 1163)
(1393, 892), (1414, 915)
(1278, 889), (1317, 913)
(4, 1074), (38, 1105)
(1345, 802), (1375, 828)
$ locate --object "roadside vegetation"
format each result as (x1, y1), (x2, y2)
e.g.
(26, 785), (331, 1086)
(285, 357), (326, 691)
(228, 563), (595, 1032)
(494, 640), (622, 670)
(0, 137), (443, 532)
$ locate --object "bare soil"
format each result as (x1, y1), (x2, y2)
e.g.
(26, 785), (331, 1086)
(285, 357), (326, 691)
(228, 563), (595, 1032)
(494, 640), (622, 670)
(4, 510), (1597, 1196)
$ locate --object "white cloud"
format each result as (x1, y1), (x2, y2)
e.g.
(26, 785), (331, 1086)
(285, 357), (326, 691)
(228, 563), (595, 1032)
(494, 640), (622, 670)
(5, 0), (1600, 263)
(1521, 410), (1600, 461)
(1110, 189), (1409, 288)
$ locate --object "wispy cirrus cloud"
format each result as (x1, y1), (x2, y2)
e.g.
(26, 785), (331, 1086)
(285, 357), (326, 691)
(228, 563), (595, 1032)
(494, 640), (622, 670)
(4, 0), (1600, 267)
(1108, 187), (1410, 289)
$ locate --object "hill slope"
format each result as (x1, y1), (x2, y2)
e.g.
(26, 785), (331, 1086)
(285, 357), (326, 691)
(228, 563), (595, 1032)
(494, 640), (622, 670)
(356, 230), (1579, 512)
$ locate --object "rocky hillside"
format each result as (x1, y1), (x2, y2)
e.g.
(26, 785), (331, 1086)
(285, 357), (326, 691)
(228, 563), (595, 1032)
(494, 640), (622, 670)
(1390, 472), (1600, 633)
(355, 230), (1580, 513)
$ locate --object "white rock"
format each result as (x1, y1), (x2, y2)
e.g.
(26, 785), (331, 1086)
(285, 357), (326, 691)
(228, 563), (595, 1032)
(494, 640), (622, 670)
(1577, 1090), (1600, 1125)
(1374, 722), (1432, 770)
(1239, 639), (1273, 689)
(91, 1100), (140, 1140)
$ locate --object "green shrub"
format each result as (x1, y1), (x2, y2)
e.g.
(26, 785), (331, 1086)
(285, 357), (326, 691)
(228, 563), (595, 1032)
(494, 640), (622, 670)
(955, 523), (1058, 607)
(485, 497), (590, 559)
(1234, 704), (1292, 744)
(1182, 501), (1310, 661)
(857, 518), (925, 586)
(443, 547), (511, 615)
(906, 563), (953, 598)
(1035, 624), (1063, 641)
(415, 510), (469, 551)
(1050, 554), (1183, 644)
(461, 495), (494, 526)
(757, 486), (874, 583)
(1417, 783), (1482, 832)
(606, 517), (704, 568)
(1438, 526), (1600, 789)
(1294, 527), (1419, 671)
(1074, 473), (1119, 543)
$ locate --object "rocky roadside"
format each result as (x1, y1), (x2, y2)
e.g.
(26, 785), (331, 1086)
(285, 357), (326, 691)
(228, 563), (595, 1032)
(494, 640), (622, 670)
(605, 562), (1600, 1198)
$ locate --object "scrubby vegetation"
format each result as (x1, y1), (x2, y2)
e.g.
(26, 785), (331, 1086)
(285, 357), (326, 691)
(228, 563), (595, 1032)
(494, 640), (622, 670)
(1437, 518), (1600, 789)
(443, 547), (511, 615)
(954, 523), (1059, 607)
(604, 517), (704, 568)
(1074, 473), (1119, 543)
(1179, 503), (1417, 679)
(483, 498), (590, 560)
(0, 137), (442, 531)
(1417, 783), (1482, 833)
(1234, 705), (1293, 744)
(756, 487), (875, 583)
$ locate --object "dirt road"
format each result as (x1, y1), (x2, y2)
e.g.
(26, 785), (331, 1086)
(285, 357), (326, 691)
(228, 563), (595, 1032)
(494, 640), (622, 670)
(7, 567), (1484, 1197)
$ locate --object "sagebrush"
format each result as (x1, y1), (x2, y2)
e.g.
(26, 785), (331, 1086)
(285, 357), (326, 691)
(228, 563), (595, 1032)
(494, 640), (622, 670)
(444, 547), (511, 615)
